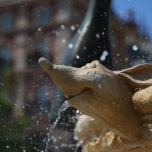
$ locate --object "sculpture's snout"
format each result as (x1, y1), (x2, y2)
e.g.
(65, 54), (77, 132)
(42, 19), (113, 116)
(38, 57), (93, 99)
(38, 57), (54, 73)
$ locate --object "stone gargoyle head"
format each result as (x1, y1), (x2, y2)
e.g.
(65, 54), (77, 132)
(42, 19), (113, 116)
(39, 57), (152, 141)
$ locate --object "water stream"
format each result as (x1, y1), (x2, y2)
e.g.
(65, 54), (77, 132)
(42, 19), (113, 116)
(45, 101), (70, 152)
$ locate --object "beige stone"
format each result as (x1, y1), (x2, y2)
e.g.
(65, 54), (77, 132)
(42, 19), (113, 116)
(39, 57), (152, 151)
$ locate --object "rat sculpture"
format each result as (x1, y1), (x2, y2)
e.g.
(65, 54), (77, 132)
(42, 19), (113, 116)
(39, 57), (152, 152)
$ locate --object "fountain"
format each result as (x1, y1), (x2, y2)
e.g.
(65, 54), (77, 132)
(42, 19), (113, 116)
(45, 101), (70, 152)
(39, 57), (152, 152)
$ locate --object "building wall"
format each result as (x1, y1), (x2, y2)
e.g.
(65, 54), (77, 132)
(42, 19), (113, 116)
(0, 0), (87, 118)
(110, 12), (151, 70)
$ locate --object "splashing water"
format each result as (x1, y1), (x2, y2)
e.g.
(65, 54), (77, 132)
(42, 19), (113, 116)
(45, 101), (70, 152)
(74, 139), (84, 152)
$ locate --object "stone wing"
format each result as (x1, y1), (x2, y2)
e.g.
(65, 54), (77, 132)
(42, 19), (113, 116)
(116, 63), (152, 89)
(117, 64), (152, 138)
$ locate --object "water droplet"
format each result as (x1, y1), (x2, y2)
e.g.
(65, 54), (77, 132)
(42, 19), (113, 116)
(61, 25), (65, 29)
(98, 84), (101, 88)
(62, 39), (66, 43)
(78, 29), (81, 34)
(45, 92), (49, 95)
(58, 136), (62, 140)
(75, 54), (79, 59)
(76, 110), (79, 113)
(6, 145), (9, 149)
(96, 33), (100, 39)
(38, 28), (42, 31)
(132, 45), (138, 51)
(74, 135), (78, 140)
(125, 58), (128, 61)
(70, 25), (75, 30)
(56, 31), (60, 36)
(68, 43), (73, 49)
(100, 50), (109, 61)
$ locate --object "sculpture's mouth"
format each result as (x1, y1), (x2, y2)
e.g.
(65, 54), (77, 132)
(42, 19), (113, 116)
(66, 89), (89, 103)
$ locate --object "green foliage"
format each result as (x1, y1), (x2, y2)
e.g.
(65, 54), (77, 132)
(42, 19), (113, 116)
(0, 67), (13, 118)
(0, 93), (11, 117)
(0, 115), (46, 152)
(0, 67), (46, 152)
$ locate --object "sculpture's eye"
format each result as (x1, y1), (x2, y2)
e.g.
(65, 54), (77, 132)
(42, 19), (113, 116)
(81, 62), (98, 69)
(86, 63), (96, 68)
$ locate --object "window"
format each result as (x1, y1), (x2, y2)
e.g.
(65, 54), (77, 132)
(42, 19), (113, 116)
(0, 44), (11, 70)
(54, 1), (71, 23)
(34, 6), (50, 24)
(35, 38), (46, 55)
(34, 85), (50, 114)
(27, 35), (50, 66)
(34, 35), (50, 57)
(14, 7), (28, 29)
(0, 12), (13, 31)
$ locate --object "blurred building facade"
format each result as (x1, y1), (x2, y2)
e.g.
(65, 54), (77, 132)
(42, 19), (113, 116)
(0, 1), (87, 151)
(110, 10), (152, 70)
(0, 0), (87, 118)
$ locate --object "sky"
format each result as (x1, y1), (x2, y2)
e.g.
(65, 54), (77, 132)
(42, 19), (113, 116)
(112, 0), (152, 41)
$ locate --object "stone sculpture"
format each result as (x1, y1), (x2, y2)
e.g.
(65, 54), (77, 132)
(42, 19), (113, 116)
(39, 57), (152, 152)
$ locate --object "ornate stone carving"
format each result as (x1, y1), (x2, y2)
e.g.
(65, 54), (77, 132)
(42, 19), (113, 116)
(39, 57), (152, 151)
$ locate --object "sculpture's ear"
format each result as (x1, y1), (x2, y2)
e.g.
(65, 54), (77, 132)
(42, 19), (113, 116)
(116, 64), (152, 89)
